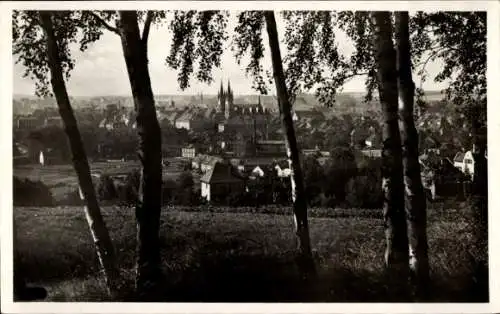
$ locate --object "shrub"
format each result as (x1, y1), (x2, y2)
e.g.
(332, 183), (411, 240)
(174, 171), (195, 205)
(322, 148), (358, 203)
(162, 179), (178, 205)
(116, 170), (140, 206)
(97, 174), (118, 201)
(59, 188), (84, 206)
(227, 191), (245, 207)
(13, 176), (55, 206)
(345, 173), (382, 209)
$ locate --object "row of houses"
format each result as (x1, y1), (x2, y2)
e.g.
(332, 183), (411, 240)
(15, 115), (63, 129)
(197, 157), (293, 202)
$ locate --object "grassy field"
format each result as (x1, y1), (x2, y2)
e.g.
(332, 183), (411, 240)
(14, 160), (189, 202)
(14, 202), (487, 302)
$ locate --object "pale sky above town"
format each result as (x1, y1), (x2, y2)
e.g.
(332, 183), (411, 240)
(12, 12), (448, 97)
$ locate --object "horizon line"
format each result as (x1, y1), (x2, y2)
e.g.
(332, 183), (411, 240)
(13, 89), (446, 99)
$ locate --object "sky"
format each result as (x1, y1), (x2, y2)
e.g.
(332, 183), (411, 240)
(12, 12), (448, 97)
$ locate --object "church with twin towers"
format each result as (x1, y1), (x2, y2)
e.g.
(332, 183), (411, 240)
(216, 80), (268, 120)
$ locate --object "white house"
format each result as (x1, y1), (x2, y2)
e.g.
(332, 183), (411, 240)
(39, 151), (45, 166)
(274, 164), (292, 178)
(453, 150), (474, 177)
(200, 162), (244, 202)
(251, 165), (265, 178)
(181, 146), (196, 158)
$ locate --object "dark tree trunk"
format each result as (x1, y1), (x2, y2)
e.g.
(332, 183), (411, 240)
(470, 113), (488, 280)
(264, 11), (315, 276)
(39, 11), (120, 297)
(370, 11), (409, 278)
(118, 11), (163, 297)
(395, 11), (430, 297)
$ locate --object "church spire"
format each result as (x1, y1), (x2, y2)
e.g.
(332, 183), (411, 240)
(219, 80), (225, 97)
(227, 79), (233, 104)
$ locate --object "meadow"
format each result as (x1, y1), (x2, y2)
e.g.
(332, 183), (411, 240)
(14, 201), (487, 302)
(14, 160), (189, 202)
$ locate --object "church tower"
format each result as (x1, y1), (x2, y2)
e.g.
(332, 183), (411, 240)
(217, 81), (226, 113)
(227, 80), (234, 105)
(225, 80), (233, 119)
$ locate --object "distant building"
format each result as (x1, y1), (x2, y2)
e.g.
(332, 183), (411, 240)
(255, 140), (287, 156)
(200, 161), (245, 202)
(229, 157), (288, 175)
(174, 109), (207, 131)
(453, 150), (474, 177)
(16, 116), (41, 129)
(360, 149), (382, 158)
(274, 161), (292, 178)
(291, 109), (324, 122)
(192, 154), (224, 173)
(181, 146), (196, 158)
(216, 80), (269, 121)
(250, 165), (265, 178)
(44, 116), (63, 128)
(39, 151), (45, 166)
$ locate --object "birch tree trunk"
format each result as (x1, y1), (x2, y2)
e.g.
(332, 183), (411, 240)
(395, 11), (430, 296)
(370, 11), (409, 277)
(264, 11), (315, 275)
(117, 11), (164, 296)
(39, 11), (120, 297)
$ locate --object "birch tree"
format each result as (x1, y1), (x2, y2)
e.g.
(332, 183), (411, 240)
(394, 11), (429, 296)
(370, 11), (409, 277)
(411, 10), (487, 283)
(264, 11), (315, 274)
(168, 10), (316, 274)
(14, 9), (230, 299)
(13, 11), (121, 297)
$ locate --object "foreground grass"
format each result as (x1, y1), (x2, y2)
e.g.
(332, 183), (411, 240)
(14, 204), (487, 302)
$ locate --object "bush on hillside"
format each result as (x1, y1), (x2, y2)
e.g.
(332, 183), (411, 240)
(13, 176), (55, 206)
(97, 174), (118, 201)
(174, 171), (195, 205)
(345, 159), (382, 209)
(118, 170), (140, 206)
(302, 155), (326, 204)
(162, 179), (178, 205)
(323, 148), (358, 203)
(59, 188), (84, 206)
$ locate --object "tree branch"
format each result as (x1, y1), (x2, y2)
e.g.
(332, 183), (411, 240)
(343, 71), (370, 82)
(89, 12), (119, 35)
(141, 11), (154, 45)
(414, 47), (447, 72)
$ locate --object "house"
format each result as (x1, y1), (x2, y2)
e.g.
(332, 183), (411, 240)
(302, 148), (320, 156)
(423, 156), (470, 200)
(175, 111), (192, 129)
(16, 116), (42, 129)
(165, 111), (181, 126)
(200, 161), (245, 202)
(453, 150), (474, 177)
(274, 160), (292, 178)
(44, 116), (63, 128)
(360, 149), (382, 158)
(255, 140), (287, 156)
(229, 156), (288, 176)
(36, 148), (64, 165)
(174, 109), (208, 131)
(181, 146), (196, 158)
(251, 165), (265, 178)
(191, 154), (223, 173)
(291, 109), (324, 122)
